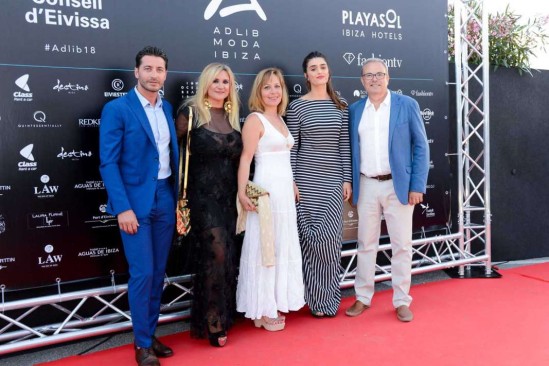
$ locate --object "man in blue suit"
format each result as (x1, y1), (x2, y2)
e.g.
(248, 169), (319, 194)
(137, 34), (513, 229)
(345, 58), (429, 322)
(100, 46), (178, 366)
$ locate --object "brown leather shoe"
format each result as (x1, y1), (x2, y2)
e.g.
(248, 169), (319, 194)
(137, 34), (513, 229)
(134, 346), (160, 366)
(152, 336), (173, 358)
(396, 305), (413, 322)
(345, 300), (370, 317)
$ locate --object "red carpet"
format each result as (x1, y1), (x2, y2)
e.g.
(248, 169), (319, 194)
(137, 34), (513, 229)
(40, 263), (549, 366)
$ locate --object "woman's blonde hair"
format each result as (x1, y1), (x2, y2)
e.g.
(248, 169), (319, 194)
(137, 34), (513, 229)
(180, 63), (240, 130)
(248, 67), (289, 116)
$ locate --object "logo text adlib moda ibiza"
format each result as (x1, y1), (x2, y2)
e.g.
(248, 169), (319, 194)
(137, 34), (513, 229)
(206, 1), (265, 62)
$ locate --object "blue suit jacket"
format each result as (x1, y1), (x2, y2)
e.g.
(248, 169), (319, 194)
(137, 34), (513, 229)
(99, 88), (179, 218)
(349, 91), (429, 205)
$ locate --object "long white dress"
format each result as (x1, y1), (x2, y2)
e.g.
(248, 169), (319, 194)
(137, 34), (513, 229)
(236, 112), (305, 320)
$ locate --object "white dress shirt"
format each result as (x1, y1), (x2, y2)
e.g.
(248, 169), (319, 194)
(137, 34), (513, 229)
(135, 87), (172, 179)
(358, 92), (391, 177)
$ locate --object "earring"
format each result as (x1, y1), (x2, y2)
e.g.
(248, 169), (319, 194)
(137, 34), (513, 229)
(224, 101), (232, 114)
(204, 98), (211, 110)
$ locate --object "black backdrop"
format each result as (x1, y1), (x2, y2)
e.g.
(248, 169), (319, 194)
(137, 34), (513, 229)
(448, 65), (549, 262)
(0, 0), (449, 290)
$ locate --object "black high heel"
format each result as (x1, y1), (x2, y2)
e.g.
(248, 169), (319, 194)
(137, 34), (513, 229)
(207, 318), (227, 347)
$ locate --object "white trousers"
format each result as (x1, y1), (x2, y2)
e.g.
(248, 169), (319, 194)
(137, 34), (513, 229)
(355, 175), (414, 308)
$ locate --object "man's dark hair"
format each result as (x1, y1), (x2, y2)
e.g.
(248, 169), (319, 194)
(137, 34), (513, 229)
(135, 46), (168, 69)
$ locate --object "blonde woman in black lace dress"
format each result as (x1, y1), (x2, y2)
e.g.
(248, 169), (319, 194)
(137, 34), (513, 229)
(176, 63), (242, 347)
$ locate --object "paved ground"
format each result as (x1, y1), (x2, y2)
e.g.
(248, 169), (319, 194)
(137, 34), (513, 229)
(1, 257), (547, 366)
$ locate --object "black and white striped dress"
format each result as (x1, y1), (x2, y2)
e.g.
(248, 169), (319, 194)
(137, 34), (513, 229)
(286, 98), (352, 316)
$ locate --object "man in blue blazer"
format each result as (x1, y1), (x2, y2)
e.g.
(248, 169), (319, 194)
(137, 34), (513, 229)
(100, 46), (178, 366)
(345, 58), (429, 322)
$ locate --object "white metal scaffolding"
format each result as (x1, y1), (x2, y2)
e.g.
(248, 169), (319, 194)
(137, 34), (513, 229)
(454, 0), (492, 276)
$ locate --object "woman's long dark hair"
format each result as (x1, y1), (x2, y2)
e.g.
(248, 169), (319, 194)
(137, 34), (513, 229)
(302, 51), (346, 110)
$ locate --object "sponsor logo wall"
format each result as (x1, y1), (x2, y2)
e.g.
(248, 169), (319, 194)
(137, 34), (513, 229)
(0, 0), (449, 289)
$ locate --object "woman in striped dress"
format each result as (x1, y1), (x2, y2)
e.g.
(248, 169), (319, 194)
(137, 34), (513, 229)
(286, 51), (352, 317)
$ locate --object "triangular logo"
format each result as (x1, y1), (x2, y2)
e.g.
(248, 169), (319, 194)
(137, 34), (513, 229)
(20, 144), (35, 161)
(15, 74), (30, 92)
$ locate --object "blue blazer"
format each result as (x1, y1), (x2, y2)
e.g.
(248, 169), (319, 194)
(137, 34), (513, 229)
(99, 88), (179, 218)
(349, 91), (429, 205)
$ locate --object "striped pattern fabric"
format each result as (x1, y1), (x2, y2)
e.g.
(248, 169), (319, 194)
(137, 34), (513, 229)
(286, 98), (352, 316)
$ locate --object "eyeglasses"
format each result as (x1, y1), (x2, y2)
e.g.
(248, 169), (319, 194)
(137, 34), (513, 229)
(361, 72), (386, 80)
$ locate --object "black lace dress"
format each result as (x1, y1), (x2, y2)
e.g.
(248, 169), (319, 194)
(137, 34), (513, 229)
(177, 107), (242, 338)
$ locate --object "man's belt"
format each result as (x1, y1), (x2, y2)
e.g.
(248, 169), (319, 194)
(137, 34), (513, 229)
(365, 173), (392, 181)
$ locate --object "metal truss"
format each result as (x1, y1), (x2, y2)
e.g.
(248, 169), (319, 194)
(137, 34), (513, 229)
(454, 0), (492, 275)
(341, 231), (483, 287)
(0, 0), (491, 356)
(0, 275), (193, 355)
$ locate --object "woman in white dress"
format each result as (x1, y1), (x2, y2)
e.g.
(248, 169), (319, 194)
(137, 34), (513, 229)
(236, 68), (305, 331)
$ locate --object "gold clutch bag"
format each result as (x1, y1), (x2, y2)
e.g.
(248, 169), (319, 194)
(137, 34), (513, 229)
(246, 180), (268, 206)
(176, 197), (190, 236)
(243, 180), (275, 267)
